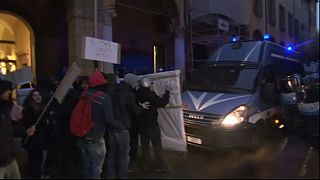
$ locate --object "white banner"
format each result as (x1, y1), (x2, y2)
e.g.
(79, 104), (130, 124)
(143, 70), (187, 152)
(82, 36), (121, 64)
(54, 63), (81, 104)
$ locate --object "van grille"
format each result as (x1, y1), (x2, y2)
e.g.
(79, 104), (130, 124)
(183, 110), (222, 127)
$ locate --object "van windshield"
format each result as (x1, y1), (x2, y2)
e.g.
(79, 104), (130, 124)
(186, 63), (259, 94)
(209, 41), (262, 63)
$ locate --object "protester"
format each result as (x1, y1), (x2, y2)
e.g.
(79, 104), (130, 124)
(135, 77), (171, 173)
(56, 76), (89, 178)
(0, 79), (32, 179)
(122, 73), (143, 171)
(105, 73), (149, 179)
(22, 89), (56, 178)
(75, 71), (123, 179)
(0, 80), (20, 179)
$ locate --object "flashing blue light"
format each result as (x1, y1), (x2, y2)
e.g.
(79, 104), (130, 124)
(287, 46), (293, 51)
(232, 37), (237, 42)
(263, 34), (270, 40)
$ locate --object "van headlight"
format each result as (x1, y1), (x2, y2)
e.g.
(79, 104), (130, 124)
(221, 106), (247, 128)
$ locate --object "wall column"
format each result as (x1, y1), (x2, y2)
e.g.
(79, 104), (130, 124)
(98, 0), (116, 73)
(174, 0), (186, 82)
(67, 0), (95, 75)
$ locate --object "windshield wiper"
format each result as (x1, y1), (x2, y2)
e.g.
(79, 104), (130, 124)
(185, 86), (227, 93)
(209, 61), (259, 68)
(226, 86), (252, 93)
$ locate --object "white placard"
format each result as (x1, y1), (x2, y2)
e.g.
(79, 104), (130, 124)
(0, 67), (33, 87)
(82, 36), (121, 64)
(16, 88), (34, 105)
(13, 67), (33, 85)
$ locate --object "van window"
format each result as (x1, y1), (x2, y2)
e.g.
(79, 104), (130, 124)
(186, 64), (258, 94)
(260, 66), (279, 101)
(273, 59), (305, 77)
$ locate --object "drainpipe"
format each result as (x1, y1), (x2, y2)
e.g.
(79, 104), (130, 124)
(94, 0), (98, 70)
(174, 0), (186, 81)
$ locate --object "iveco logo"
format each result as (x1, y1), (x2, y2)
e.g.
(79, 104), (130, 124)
(188, 114), (204, 120)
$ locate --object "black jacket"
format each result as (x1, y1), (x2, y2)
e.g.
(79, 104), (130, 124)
(136, 87), (169, 127)
(0, 101), (17, 166)
(111, 81), (141, 130)
(22, 105), (54, 149)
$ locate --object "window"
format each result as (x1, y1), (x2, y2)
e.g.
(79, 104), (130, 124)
(279, 5), (286, 32)
(0, 41), (17, 75)
(268, 0), (276, 25)
(186, 64), (259, 93)
(288, 13), (293, 37)
(253, 0), (263, 18)
(294, 19), (299, 40)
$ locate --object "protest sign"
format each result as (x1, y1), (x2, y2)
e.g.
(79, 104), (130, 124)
(82, 36), (121, 64)
(0, 66), (33, 86)
(54, 63), (81, 104)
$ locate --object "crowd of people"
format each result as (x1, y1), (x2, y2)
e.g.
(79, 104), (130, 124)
(0, 70), (172, 179)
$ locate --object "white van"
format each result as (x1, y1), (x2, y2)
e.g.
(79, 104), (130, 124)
(182, 40), (305, 149)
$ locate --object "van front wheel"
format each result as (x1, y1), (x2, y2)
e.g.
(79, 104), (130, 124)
(249, 123), (265, 150)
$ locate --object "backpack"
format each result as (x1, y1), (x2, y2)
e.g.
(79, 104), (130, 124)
(70, 91), (104, 137)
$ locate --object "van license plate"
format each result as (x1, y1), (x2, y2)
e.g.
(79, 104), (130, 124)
(187, 136), (202, 145)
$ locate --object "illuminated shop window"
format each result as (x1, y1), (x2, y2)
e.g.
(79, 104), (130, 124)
(0, 62), (6, 75)
(0, 41), (16, 75)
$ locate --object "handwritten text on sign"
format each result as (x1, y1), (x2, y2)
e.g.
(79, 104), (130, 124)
(82, 36), (121, 64)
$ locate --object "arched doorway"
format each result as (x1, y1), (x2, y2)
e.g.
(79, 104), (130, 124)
(0, 12), (35, 79)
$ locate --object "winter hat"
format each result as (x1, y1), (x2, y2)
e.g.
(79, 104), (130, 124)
(0, 79), (13, 95)
(88, 71), (108, 87)
(124, 73), (139, 89)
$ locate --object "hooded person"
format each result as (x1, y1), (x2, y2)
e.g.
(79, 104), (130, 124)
(75, 71), (123, 179)
(104, 73), (148, 178)
(124, 73), (140, 91)
(122, 73), (144, 170)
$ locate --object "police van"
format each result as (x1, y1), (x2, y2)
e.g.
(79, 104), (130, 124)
(182, 40), (305, 149)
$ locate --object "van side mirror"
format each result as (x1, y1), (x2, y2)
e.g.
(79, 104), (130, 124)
(286, 74), (301, 92)
(261, 82), (276, 100)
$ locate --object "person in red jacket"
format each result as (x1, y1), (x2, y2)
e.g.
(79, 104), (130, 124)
(75, 71), (123, 179)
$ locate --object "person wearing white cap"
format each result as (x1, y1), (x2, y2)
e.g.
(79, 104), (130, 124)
(135, 77), (171, 173)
